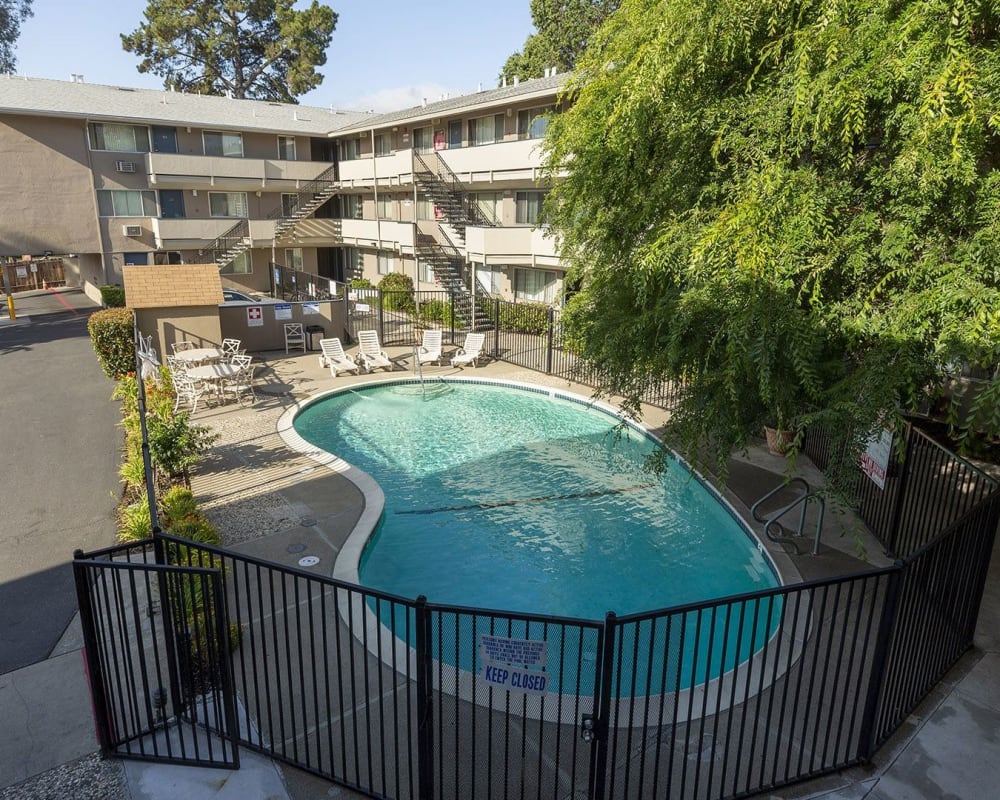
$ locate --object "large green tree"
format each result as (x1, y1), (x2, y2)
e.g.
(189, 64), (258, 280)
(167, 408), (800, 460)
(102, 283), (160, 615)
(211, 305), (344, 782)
(0, 0), (32, 74)
(122, 0), (337, 102)
(543, 0), (1000, 474)
(502, 0), (620, 81)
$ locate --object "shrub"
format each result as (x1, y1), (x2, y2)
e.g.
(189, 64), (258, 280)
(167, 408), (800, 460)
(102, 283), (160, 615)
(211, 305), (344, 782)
(349, 277), (374, 289)
(378, 272), (416, 313)
(498, 302), (550, 335)
(99, 284), (126, 307)
(418, 298), (452, 326)
(118, 496), (153, 542)
(147, 414), (218, 487)
(89, 307), (135, 379)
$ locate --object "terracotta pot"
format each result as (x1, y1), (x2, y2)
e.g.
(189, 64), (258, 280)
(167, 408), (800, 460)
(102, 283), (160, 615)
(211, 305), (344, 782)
(764, 426), (795, 456)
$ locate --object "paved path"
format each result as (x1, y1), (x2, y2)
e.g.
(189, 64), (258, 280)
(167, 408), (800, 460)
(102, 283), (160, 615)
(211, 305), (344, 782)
(0, 289), (121, 673)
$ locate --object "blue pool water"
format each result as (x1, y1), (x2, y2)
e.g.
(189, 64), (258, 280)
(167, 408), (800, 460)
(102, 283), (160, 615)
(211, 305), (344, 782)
(293, 380), (781, 692)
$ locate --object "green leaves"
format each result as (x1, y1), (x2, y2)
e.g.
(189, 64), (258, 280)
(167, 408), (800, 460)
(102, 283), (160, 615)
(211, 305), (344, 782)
(121, 0), (337, 102)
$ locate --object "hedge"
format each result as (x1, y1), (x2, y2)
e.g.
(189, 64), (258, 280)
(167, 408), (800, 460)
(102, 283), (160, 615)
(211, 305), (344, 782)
(88, 307), (135, 379)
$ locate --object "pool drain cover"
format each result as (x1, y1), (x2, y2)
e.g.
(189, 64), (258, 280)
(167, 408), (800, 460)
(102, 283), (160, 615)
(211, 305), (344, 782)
(299, 517), (317, 527)
(298, 555), (320, 568)
(286, 543), (306, 554)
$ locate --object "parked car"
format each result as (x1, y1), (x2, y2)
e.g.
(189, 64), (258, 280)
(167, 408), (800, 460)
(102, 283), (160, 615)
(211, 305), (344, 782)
(222, 289), (278, 304)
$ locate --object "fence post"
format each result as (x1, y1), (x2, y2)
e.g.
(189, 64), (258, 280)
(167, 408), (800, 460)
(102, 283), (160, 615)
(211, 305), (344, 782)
(858, 564), (904, 761)
(493, 298), (501, 360)
(377, 289), (385, 344)
(415, 595), (435, 800)
(449, 289), (456, 346)
(590, 611), (618, 800)
(72, 552), (114, 756)
(884, 423), (915, 558)
(545, 306), (555, 374)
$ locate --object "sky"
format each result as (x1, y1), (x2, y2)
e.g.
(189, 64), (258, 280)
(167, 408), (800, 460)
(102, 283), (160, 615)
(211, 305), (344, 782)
(12, 0), (537, 112)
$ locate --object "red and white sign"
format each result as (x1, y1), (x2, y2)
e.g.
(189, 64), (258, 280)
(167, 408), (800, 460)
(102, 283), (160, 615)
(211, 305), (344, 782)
(860, 429), (893, 490)
(246, 305), (263, 327)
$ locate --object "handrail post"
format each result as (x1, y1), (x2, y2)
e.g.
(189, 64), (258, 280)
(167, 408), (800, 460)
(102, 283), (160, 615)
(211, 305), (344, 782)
(414, 596), (435, 800)
(884, 423), (915, 558)
(545, 306), (554, 374)
(72, 551), (114, 755)
(590, 611), (617, 800)
(858, 564), (904, 760)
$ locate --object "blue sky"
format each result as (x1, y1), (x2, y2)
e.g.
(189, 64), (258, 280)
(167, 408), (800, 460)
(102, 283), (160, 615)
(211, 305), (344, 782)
(13, 1), (536, 111)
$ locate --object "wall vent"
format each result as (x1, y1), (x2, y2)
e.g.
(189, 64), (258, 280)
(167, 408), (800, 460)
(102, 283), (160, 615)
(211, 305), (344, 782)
(122, 225), (143, 237)
(115, 160), (136, 173)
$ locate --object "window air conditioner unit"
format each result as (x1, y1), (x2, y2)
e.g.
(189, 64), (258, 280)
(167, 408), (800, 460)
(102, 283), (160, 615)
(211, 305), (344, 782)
(115, 160), (136, 173)
(122, 225), (143, 237)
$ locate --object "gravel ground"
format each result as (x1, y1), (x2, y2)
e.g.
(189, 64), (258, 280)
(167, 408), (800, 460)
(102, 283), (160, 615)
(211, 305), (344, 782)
(0, 754), (126, 800)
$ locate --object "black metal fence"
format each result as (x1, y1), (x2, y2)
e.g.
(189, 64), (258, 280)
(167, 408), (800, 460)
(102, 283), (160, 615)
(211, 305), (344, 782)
(803, 422), (997, 558)
(344, 289), (685, 410)
(75, 475), (999, 799)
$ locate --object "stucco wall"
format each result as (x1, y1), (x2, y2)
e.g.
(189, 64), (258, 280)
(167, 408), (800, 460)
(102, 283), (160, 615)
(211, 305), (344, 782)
(219, 300), (346, 352)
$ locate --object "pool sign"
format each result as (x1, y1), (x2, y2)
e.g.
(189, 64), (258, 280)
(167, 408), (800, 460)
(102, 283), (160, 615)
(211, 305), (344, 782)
(246, 306), (263, 327)
(480, 635), (548, 696)
(860, 429), (893, 490)
(274, 303), (293, 320)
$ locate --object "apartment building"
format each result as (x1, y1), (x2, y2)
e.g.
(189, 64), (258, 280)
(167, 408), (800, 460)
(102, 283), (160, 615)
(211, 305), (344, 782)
(0, 71), (567, 306)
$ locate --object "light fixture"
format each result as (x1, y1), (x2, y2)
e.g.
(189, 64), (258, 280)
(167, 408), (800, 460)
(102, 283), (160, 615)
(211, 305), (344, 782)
(191, 189), (198, 196)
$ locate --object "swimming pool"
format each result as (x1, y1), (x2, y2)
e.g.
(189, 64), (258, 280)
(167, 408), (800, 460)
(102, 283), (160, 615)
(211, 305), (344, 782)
(290, 379), (782, 694)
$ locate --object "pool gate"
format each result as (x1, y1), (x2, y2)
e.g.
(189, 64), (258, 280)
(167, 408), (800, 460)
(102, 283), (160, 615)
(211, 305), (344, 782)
(74, 466), (999, 799)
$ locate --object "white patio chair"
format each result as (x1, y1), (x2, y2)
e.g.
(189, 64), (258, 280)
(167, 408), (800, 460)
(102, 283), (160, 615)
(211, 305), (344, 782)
(450, 332), (487, 368)
(172, 341), (196, 354)
(357, 330), (393, 373)
(416, 329), (443, 366)
(172, 373), (210, 414)
(221, 338), (243, 359)
(284, 323), (306, 354)
(219, 354), (256, 407)
(317, 338), (359, 376)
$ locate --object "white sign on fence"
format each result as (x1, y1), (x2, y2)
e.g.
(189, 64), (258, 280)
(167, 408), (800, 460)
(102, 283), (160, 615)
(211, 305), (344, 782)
(860, 429), (893, 490)
(479, 634), (548, 696)
(274, 303), (293, 320)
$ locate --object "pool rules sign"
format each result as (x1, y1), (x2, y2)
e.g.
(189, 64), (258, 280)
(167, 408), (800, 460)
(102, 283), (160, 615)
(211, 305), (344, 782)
(480, 635), (548, 695)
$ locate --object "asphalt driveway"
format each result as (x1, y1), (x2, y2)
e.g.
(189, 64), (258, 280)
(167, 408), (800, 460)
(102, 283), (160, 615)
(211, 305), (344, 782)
(0, 290), (122, 673)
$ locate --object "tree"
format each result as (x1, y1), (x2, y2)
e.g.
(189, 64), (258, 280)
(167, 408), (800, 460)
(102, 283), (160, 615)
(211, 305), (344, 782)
(501, 0), (619, 81)
(122, 0), (337, 102)
(0, 0), (32, 74)
(542, 0), (1000, 477)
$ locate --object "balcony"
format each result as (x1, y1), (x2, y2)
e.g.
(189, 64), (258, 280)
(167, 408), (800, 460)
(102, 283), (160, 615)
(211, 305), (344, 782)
(465, 225), (561, 266)
(283, 217), (416, 254)
(151, 217), (276, 248)
(439, 139), (545, 185)
(336, 150), (415, 188)
(147, 154), (332, 191)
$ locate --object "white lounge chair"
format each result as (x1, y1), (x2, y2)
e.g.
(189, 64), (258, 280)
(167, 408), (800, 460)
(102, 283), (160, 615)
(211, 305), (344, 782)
(416, 329), (443, 366)
(450, 332), (486, 368)
(318, 337), (359, 376)
(357, 330), (393, 373)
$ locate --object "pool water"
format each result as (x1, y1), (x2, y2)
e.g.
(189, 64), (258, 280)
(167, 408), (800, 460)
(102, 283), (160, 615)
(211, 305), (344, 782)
(293, 380), (781, 692)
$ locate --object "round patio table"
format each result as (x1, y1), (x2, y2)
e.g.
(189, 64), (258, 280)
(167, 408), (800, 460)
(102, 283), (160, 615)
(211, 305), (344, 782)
(173, 347), (225, 365)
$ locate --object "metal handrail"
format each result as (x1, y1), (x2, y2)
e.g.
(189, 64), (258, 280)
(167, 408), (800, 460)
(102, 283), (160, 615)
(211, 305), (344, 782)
(197, 218), (249, 266)
(751, 478), (826, 555)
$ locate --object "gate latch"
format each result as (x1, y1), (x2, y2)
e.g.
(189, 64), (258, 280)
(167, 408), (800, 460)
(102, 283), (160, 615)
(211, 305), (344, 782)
(580, 714), (596, 743)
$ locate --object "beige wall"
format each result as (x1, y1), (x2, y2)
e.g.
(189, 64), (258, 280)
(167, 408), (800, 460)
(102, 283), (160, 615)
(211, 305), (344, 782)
(0, 115), (101, 255)
(219, 300), (347, 352)
(135, 307), (223, 359)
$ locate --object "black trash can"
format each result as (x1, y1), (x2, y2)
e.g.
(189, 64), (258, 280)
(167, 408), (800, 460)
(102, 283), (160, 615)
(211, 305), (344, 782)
(305, 324), (325, 351)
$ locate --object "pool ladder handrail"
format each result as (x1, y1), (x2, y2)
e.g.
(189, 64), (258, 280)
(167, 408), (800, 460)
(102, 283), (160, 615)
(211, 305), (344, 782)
(412, 345), (426, 399)
(750, 477), (825, 555)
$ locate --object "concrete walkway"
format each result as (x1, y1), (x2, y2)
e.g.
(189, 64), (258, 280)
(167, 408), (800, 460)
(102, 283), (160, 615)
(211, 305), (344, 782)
(1, 337), (997, 800)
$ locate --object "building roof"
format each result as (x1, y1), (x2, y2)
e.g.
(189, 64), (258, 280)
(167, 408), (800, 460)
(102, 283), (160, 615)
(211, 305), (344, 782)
(327, 73), (568, 136)
(0, 74), (372, 135)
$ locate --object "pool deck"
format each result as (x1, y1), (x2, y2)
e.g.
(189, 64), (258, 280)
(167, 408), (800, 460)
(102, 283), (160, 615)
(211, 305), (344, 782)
(155, 346), (1000, 799)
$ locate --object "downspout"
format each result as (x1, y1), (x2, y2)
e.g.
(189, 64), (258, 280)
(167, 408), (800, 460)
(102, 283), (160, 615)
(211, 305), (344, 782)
(371, 129), (381, 253)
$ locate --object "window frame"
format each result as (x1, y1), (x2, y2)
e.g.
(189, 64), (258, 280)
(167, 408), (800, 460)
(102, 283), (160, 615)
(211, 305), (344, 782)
(515, 191), (546, 225)
(208, 191), (249, 218)
(203, 130), (244, 158)
(376, 194), (394, 220)
(96, 189), (157, 217)
(220, 250), (252, 275)
(89, 122), (151, 153)
(374, 133), (393, 156)
(413, 126), (433, 155)
(281, 193), (300, 218)
(377, 253), (394, 275)
(284, 247), (304, 271)
(277, 135), (297, 160)
(517, 105), (554, 140)
(513, 268), (558, 304)
(468, 113), (506, 147)
(340, 138), (361, 161)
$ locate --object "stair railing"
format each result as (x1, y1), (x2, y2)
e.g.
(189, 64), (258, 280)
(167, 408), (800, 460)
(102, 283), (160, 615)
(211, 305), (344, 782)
(197, 218), (250, 267)
(750, 478), (826, 555)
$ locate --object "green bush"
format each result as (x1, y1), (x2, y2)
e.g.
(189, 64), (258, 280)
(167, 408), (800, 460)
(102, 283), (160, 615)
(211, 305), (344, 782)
(418, 298), (452, 326)
(349, 277), (374, 289)
(379, 272), (415, 312)
(118, 497), (153, 542)
(99, 284), (126, 307)
(498, 302), (550, 335)
(160, 487), (221, 546)
(88, 307), (135, 379)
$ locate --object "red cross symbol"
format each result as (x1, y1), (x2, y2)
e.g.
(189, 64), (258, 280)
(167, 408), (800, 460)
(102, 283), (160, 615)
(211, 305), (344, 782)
(247, 306), (262, 321)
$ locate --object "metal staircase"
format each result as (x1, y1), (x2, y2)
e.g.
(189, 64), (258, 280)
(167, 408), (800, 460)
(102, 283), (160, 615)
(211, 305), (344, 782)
(413, 151), (499, 329)
(199, 165), (339, 269)
(750, 478), (826, 555)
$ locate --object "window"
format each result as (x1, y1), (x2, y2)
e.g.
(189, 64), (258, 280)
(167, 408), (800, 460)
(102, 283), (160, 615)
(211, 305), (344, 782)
(89, 123), (150, 152)
(476, 263), (504, 294)
(376, 194), (394, 220)
(277, 135), (296, 160)
(208, 191), (248, 217)
(123, 252), (149, 266)
(220, 251), (252, 275)
(416, 194), (435, 221)
(203, 131), (244, 158)
(342, 195), (363, 219)
(343, 247), (360, 275)
(413, 126), (433, 154)
(470, 192), (502, 225)
(281, 193), (300, 218)
(374, 133), (393, 156)
(97, 190), (156, 217)
(340, 138), (361, 161)
(468, 113), (506, 146)
(517, 106), (554, 140)
(418, 260), (435, 284)
(514, 268), (558, 304)
(151, 126), (178, 154)
(448, 120), (463, 149)
(377, 253), (394, 275)
(515, 191), (546, 225)
(154, 251), (183, 265)
(158, 189), (185, 219)
(284, 248), (303, 271)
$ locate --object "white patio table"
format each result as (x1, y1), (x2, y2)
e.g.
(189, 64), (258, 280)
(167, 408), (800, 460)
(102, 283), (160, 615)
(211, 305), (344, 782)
(186, 362), (240, 401)
(173, 347), (225, 365)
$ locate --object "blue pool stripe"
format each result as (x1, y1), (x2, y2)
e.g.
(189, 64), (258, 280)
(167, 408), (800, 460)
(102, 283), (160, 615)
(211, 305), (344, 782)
(395, 483), (657, 516)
